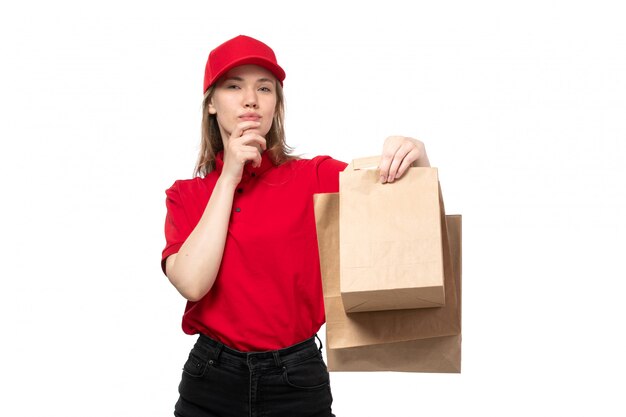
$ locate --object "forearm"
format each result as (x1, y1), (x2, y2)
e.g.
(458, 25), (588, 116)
(166, 177), (237, 301)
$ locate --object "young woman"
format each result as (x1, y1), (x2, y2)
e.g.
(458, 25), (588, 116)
(162, 35), (430, 417)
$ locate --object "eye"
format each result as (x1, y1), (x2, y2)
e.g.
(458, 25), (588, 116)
(258, 86), (272, 93)
(226, 84), (240, 90)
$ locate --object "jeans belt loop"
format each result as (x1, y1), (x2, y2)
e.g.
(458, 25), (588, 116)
(272, 351), (282, 368)
(315, 334), (323, 353)
(212, 341), (225, 365)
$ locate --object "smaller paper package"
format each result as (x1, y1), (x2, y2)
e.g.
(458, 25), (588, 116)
(339, 157), (445, 312)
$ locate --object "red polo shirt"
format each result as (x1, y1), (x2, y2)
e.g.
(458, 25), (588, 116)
(162, 151), (347, 351)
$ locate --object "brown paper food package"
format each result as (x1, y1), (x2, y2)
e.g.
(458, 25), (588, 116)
(315, 192), (460, 349)
(339, 160), (446, 313)
(314, 192), (462, 372)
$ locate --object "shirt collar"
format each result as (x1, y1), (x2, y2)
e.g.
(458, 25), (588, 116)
(214, 150), (276, 178)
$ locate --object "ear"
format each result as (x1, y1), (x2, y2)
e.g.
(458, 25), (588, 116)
(208, 100), (217, 115)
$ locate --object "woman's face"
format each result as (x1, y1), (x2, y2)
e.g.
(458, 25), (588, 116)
(208, 64), (278, 144)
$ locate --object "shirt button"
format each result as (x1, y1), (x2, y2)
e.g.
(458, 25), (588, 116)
(251, 172), (256, 178)
(237, 188), (243, 193)
(235, 207), (241, 213)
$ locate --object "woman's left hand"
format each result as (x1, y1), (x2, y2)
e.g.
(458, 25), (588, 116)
(379, 136), (430, 183)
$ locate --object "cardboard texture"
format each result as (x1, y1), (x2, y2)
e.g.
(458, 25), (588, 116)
(339, 158), (445, 312)
(313, 193), (462, 373)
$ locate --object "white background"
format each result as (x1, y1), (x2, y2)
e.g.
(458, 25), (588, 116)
(1, 1), (625, 415)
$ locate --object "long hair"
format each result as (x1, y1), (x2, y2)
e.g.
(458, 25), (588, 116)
(194, 82), (295, 177)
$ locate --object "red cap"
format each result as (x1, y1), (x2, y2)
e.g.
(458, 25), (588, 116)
(203, 35), (286, 93)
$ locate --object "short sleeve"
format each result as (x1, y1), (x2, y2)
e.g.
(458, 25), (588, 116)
(313, 156), (348, 193)
(161, 181), (192, 274)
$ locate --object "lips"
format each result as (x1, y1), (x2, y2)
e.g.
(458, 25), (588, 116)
(239, 113), (261, 121)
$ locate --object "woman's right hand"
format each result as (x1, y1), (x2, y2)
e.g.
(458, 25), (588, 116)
(166, 120), (267, 301)
(221, 121), (267, 186)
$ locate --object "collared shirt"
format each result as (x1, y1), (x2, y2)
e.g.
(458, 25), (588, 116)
(162, 151), (347, 351)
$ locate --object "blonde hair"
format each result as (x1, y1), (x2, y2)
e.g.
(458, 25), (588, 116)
(194, 82), (295, 177)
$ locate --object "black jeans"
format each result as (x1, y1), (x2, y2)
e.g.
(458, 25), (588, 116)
(174, 334), (335, 417)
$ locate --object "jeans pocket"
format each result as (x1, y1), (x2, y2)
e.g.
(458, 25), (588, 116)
(282, 353), (330, 390)
(182, 349), (211, 378)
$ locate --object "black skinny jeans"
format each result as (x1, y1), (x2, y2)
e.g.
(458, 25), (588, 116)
(174, 334), (335, 417)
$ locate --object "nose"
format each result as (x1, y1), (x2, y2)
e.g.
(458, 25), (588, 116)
(244, 88), (258, 109)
